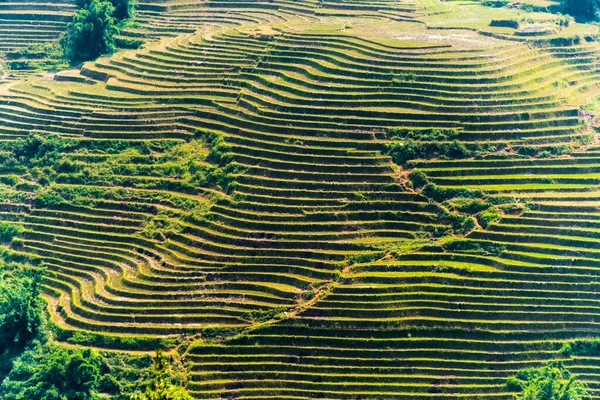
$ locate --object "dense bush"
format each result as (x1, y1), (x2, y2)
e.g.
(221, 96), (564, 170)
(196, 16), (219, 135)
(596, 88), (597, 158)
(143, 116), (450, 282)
(11, 132), (75, 167)
(61, 0), (118, 64)
(506, 363), (590, 400)
(561, 340), (600, 357)
(408, 169), (428, 188)
(383, 139), (491, 165)
(0, 222), (22, 243)
(0, 344), (107, 400)
(0, 265), (45, 377)
(448, 198), (491, 214)
(130, 350), (193, 400)
(444, 238), (506, 255)
(389, 128), (459, 141)
(477, 206), (502, 228)
(422, 183), (483, 203)
(0, 262), (177, 399)
(438, 208), (477, 235)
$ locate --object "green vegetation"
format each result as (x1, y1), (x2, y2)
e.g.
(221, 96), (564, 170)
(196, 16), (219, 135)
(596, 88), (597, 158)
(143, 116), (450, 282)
(507, 364), (590, 400)
(130, 351), (192, 400)
(562, 0), (599, 21)
(61, 0), (118, 64)
(1, 344), (107, 400)
(77, 0), (135, 21)
(383, 137), (498, 165)
(0, 264), (45, 377)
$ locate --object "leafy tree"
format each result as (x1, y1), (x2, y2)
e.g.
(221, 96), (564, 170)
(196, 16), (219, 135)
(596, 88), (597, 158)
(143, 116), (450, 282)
(507, 363), (591, 400)
(0, 265), (45, 368)
(76, 0), (135, 20)
(0, 343), (106, 400)
(130, 350), (193, 400)
(60, 0), (118, 64)
(562, 0), (600, 21)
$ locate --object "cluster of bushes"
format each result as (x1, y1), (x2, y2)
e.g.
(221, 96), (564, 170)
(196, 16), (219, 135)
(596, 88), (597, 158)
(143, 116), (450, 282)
(443, 238), (506, 256)
(0, 222), (22, 243)
(0, 132), (78, 187)
(0, 264), (45, 378)
(129, 351), (193, 400)
(67, 131), (240, 194)
(140, 212), (183, 242)
(516, 144), (572, 158)
(4, 42), (68, 72)
(561, 340), (600, 357)
(195, 130), (243, 193)
(384, 139), (496, 165)
(13, 130), (238, 203)
(243, 306), (289, 323)
(506, 363), (590, 400)
(390, 128), (460, 142)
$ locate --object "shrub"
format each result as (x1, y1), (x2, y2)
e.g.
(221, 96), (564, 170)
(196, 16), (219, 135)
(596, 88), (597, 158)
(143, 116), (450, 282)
(383, 139), (488, 165)
(12, 132), (74, 167)
(478, 206), (502, 228)
(482, 0), (509, 6)
(446, 140), (469, 159)
(130, 350), (193, 400)
(448, 198), (491, 214)
(408, 169), (428, 188)
(34, 190), (65, 207)
(490, 19), (520, 28)
(507, 363), (590, 400)
(0, 222), (22, 243)
(445, 239), (506, 255)
(390, 128), (459, 141)
(61, 0), (118, 65)
(560, 340), (600, 357)
(421, 183), (483, 202)
(383, 140), (418, 164)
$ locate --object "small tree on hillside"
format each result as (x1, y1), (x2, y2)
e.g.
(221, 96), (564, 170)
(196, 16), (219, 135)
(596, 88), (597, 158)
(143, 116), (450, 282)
(60, 0), (118, 65)
(507, 363), (591, 400)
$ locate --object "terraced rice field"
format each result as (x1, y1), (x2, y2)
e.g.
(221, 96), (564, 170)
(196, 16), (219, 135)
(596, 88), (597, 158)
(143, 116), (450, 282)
(4, 0), (600, 398)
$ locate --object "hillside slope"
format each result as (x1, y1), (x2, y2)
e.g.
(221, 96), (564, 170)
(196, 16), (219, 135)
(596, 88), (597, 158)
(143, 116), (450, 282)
(2, 0), (600, 398)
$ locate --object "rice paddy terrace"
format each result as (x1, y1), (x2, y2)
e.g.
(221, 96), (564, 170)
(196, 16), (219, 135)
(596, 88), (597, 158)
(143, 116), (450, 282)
(3, 0), (600, 398)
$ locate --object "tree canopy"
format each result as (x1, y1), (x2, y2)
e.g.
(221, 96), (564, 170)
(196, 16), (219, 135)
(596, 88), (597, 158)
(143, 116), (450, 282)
(0, 265), (45, 375)
(562, 0), (600, 21)
(0, 343), (108, 400)
(60, 0), (118, 64)
(76, 0), (135, 20)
